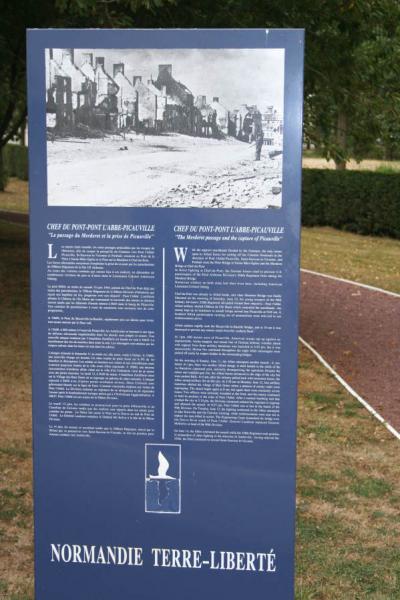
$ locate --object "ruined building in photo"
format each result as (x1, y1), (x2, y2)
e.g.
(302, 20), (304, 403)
(45, 49), (119, 134)
(194, 96), (217, 137)
(45, 49), (283, 150)
(262, 106), (283, 148)
(210, 97), (230, 136)
(113, 63), (136, 129)
(153, 64), (200, 135)
(132, 75), (166, 132)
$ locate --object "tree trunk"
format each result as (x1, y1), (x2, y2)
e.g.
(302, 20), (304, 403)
(384, 142), (394, 162)
(335, 158), (347, 170)
(0, 145), (6, 191)
(20, 121), (26, 146)
(335, 110), (347, 170)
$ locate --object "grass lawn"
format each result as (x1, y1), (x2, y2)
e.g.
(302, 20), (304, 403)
(0, 179), (29, 214)
(0, 223), (32, 599)
(0, 220), (399, 598)
(296, 349), (400, 599)
(301, 226), (400, 293)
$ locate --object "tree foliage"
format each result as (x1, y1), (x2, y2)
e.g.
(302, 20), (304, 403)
(0, 0), (399, 187)
(300, 0), (400, 166)
(54, 0), (177, 27)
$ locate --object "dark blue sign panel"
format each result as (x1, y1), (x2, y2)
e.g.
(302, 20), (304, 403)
(28, 28), (304, 600)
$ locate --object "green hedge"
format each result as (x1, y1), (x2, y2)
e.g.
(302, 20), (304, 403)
(302, 169), (400, 238)
(4, 144), (29, 181)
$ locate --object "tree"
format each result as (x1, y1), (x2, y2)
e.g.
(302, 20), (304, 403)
(353, 12), (400, 161)
(110, 0), (400, 168)
(300, 0), (400, 168)
(0, 0), (175, 190)
(0, 0), (399, 187)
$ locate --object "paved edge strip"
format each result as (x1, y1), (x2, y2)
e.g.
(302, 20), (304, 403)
(299, 336), (400, 442)
(301, 268), (400, 299)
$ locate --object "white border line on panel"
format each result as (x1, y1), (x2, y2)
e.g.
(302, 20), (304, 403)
(301, 268), (400, 299)
(162, 248), (166, 441)
(299, 336), (400, 441)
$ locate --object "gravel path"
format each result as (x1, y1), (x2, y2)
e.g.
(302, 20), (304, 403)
(300, 271), (400, 431)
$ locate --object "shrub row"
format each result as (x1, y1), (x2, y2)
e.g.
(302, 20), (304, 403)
(4, 144), (29, 181)
(302, 169), (400, 238)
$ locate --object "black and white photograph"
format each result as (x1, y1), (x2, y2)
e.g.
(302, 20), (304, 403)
(45, 48), (284, 208)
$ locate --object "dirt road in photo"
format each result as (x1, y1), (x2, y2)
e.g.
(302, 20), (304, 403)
(47, 133), (282, 209)
(300, 270), (400, 431)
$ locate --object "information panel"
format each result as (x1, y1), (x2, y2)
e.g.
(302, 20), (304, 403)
(28, 28), (304, 600)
